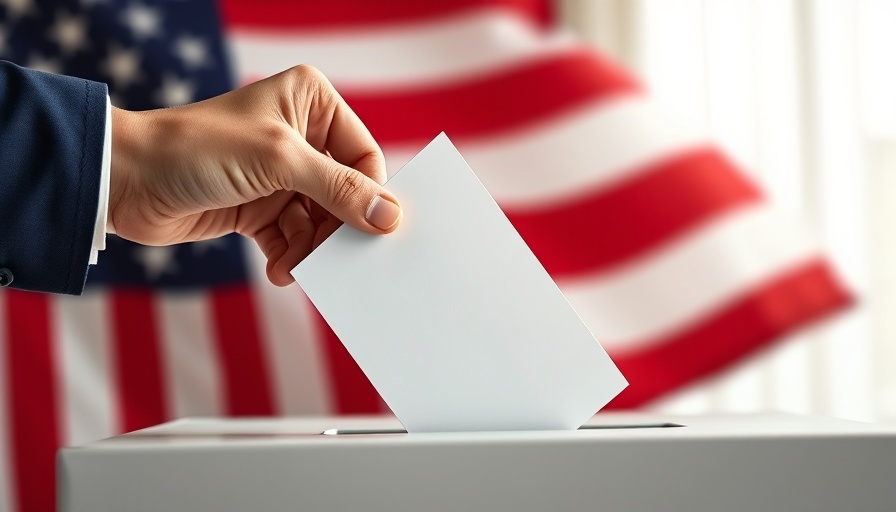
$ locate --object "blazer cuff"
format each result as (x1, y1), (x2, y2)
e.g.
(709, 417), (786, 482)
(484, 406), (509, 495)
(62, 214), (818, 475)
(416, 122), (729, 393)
(63, 78), (108, 294)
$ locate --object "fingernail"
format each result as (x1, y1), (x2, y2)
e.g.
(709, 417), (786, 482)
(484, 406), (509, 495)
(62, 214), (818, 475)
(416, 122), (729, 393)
(366, 195), (402, 231)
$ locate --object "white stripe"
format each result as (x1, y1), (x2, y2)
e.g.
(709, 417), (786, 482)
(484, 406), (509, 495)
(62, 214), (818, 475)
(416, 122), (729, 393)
(246, 243), (333, 415)
(648, 384), (714, 415)
(228, 9), (577, 87)
(710, 358), (766, 413)
(769, 331), (816, 415)
(560, 205), (819, 347)
(381, 96), (709, 205)
(157, 295), (223, 417)
(821, 314), (876, 421)
(0, 293), (14, 512)
(52, 293), (117, 446)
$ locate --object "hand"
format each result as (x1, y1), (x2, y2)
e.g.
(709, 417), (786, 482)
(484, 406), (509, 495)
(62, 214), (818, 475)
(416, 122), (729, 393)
(108, 65), (402, 286)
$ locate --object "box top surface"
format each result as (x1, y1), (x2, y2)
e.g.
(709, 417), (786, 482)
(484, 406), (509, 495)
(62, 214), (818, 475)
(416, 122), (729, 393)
(66, 413), (896, 452)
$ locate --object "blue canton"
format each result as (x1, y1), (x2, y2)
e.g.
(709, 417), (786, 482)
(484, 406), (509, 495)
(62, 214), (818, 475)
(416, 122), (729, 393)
(0, 0), (251, 290)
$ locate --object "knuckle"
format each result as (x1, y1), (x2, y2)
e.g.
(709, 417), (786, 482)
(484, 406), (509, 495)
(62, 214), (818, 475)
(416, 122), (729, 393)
(289, 64), (324, 84)
(261, 124), (294, 166)
(292, 63), (318, 76)
(327, 168), (364, 209)
(282, 65), (338, 118)
(291, 65), (337, 101)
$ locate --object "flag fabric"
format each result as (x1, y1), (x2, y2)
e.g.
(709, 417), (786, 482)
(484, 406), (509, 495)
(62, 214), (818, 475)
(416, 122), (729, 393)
(0, 0), (851, 511)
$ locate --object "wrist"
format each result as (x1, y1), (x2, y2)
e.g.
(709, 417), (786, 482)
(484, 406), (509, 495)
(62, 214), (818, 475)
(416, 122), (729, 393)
(109, 107), (149, 235)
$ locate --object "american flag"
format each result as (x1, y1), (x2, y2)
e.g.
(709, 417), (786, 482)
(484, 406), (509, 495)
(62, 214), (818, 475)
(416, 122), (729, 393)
(0, 0), (850, 511)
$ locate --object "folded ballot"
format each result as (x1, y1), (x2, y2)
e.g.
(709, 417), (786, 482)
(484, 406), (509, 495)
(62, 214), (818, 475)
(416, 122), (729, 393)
(292, 133), (626, 432)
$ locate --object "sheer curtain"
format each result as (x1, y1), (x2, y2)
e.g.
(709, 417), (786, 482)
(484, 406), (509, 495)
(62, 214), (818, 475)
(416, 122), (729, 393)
(560, 0), (896, 423)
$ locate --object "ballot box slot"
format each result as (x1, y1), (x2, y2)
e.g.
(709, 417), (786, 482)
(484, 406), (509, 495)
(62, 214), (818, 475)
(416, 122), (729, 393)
(578, 422), (683, 430)
(321, 428), (409, 435)
(320, 423), (683, 435)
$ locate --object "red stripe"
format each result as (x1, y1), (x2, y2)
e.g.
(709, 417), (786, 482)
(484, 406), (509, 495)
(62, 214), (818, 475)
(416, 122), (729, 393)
(506, 147), (763, 278)
(220, 0), (554, 31)
(3, 291), (58, 512)
(312, 310), (383, 414)
(110, 290), (168, 433)
(606, 259), (853, 408)
(209, 285), (275, 415)
(342, 49), (641, 145)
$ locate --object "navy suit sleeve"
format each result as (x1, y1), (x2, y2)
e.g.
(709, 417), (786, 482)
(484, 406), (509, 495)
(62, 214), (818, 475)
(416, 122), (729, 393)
(0, 60), (107, 295)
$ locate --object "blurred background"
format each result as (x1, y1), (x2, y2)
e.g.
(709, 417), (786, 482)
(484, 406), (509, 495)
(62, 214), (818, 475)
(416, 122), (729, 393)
(1, 0), (894, 510)
(560, 0), (896, 424)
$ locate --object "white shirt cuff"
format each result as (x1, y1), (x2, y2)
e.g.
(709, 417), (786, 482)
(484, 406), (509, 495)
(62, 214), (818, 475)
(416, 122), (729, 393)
(89, 95), (112, 265)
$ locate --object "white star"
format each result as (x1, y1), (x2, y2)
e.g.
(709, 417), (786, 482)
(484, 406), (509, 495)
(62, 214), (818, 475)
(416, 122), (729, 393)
(191, 238), (227, 256)
(0, 0), (34, 21)
(154, 74), (195, 106)
(173, 34), (210, 69)
(27, 53), (62, 74)
(134, 246), (178, 280)
(49, 12), (88, 55)
(120, 2), (161, 40)
(102, 44), (141, 89)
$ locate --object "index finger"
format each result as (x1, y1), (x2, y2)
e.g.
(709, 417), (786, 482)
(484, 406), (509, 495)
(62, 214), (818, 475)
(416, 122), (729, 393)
(322, 90), (388, 186)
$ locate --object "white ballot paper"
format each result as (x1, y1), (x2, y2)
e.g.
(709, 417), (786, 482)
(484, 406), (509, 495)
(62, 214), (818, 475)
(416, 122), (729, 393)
(292, 133), (627, 432)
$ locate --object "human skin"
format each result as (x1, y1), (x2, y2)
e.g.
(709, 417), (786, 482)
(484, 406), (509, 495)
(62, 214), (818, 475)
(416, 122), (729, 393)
(107, 64), (402, 286)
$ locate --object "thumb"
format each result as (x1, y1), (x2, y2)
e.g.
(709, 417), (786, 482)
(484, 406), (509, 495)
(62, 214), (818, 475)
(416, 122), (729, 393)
(300, 151), (402, 234)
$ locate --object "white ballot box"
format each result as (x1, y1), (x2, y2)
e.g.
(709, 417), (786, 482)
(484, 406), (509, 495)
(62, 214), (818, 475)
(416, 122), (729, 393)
(59, 413), (896, 512)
